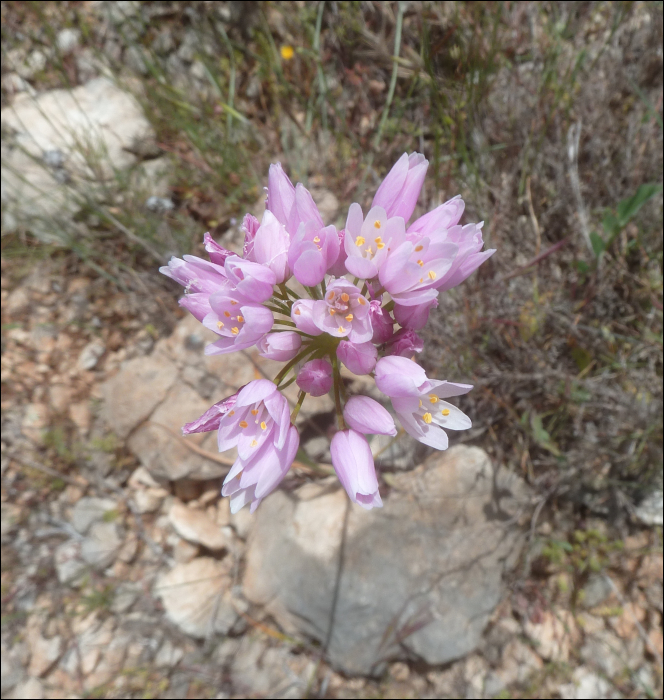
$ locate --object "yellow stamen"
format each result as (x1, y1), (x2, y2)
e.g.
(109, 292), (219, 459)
(250, 439), (258, 447)
(374, 220), (382, 229)
(355, 236), (365, 246)
(313, 236), (320, 243)
(231, 327), (239, 335)
(280, 45), (294, 60)
(428, 270), (436, 280)
(429, 395), (439, 403)
(365, 247), (373, 255)
(374, 236), (383, 244)
(417, 260), (424, 267)
(415, 244), (424, 252)
(237, 315), (244, 323)
(419, 277), (424, 283)
(329, 308), (336, 315)
(341, 292), (350, 302)
(423, 412), (433, 424)
(337, 326), (345, 333)
(327, 291), (335, 300)
(230, 300), (238, 305)
(441, 408), (450, 416)
(228, 410), (235, 416)
(294, 308), (301, 315)
(251, 409), (259, 416)
(376, 241), (385, 249)
(239, 420), (248, 428)
(345, 314), (353, 322)
(224, 311), (231, 317)
(260, 421), (267, 430)
(418, 399), (423, 408)
(217, 321), (224, 329)
(357, 297), (366, 305)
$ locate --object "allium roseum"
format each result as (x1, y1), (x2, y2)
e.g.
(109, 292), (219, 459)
(161, 153), (493, 513)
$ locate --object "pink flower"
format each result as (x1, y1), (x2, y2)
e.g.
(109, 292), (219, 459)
(343, 204), (406, 279)
(253, 210), (291, 283)
(343, 396), (396, 436)
(257, 332), (302, 361)
(384, 328), (423, 357)
(368, 300), (394, 343)
(330, 429), (382, 510)
(218, 380), (299, 513)
(296, 359), (333, 396)
(378, 237), (458, 306)
(291, 299), (323, 336)
(266, 163), (295, 229)
(393, 298), (437, 331)
(327, 228), (348, 277)
(288, 222), (340, 286)
(241, 213), (260, 261)
(337, 340), (377, 375)
(287, 183), (325, 237)
(203, 232), (235, 266)
(407, 195), (465, 238)
(225, 256), (276, 302)
(372, 152), (428, 224)
(435, 223), (496, 292)
(374, 355), (428, 397)
(312, 278), (372, 342)
(182, 388), (243, 435)
(203, 289), (274, 355)
(391, 380), (472, 450)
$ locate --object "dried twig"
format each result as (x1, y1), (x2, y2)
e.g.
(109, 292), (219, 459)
(567, 121), (593, 254)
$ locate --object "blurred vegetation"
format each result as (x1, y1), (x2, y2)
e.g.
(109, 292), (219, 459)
(1, 1), (662, 527)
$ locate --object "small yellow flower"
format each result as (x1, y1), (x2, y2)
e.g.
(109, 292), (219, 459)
(280, 45), (295, 60)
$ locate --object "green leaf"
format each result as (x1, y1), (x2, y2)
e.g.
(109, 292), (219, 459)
(529, 413), (561, 457)
(601, 211), (620, 238)
(571, 346), (593, 372)
(590, 231), (606, 257)
(616, 183), (663, 228)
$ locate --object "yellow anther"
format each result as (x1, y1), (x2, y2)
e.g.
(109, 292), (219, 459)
(417, 260), (424, 267)
(341, 292), (350, 302)
(217, 321), (224, 329)
(224, 311), (231, 317)
(418, 399), (423, 408)
(365, 247), (373, 255)
(280, 45), (294, 60)
(260, 421), (267, 430)
(428, 270), (436, 280)
(337, 326), (345, 333)
(357, 297), (366, 305)
(345, 313), (353, 322)
(355, 236), (365, 246)
(419, 277), (424, 283)
(327, 291), (335, 300)
(373, 220), (382, 229)
(376, 241), (385, 249)
(415, 244), (424, 252)
(329, 308), (336, 315)
(294, 308), (301, 315)
(237, 315), (244, 323)
(250, 439), (258, 447)
(441, 408), (450, 416)
(423, 412), (433, 424)
(374, 236), (383, 244)
(313, 236), (320, 243)
(239, 420), (248, 428)
(251, 409), (259, 416)
(230, 300), (238, 305)
(228, 410), (235, 416)
(429, 395), (439, 403)
(231, 327), (239, 335)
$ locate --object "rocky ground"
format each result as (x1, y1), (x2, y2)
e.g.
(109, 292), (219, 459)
(1, 2), (663, 699)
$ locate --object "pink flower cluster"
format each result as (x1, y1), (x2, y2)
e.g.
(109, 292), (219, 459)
(162, 153), (494, 513)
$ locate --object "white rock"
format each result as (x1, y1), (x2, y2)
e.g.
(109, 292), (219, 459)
(71, 497), (117, 535)
(560, 668), (612, 699)
(77, 340), (106, 370)
(54, 541), (86, 586)
(168, 501), (229, 551)
(154, 639), (184, 668)
(133, 488), (167, 514)
(9, 677), (43, 700)
(524, 609), (579, 663)
(81, 521), (122, 569)
(635, 489), (663, 527)
(155, 557), (239, 638)
(56, 28), (80, 54)
(27, 629), (62, 677)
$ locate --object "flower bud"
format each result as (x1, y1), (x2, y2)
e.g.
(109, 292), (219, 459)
(182, 388), (243, 435)
(393, 299), (437, 330)
(257, 332), (302, 362)
(291, 299), (322, 336)
(343, 396), (396, 436)
(337, 340), (377, 375)
(384, 328), (423, 357)
(296, 359), (333, 396)
(330, 429), (382, 510)
(369, 301), (394, 344)
(241, 213), (260, 261)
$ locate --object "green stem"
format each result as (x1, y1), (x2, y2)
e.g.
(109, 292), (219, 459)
(274, 344), (315, 386)
(320, 277), (327, 296)
(290, 390), (307, 422)
(307, 285), (321, 300)
(272, 320), (297, 328)
(331, 353), (345, 430)
(383, 300), (395, 312)
(279, 283), (299, 300)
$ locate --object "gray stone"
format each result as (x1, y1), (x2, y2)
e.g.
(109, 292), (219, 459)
(54, 541), (87, 586)
(168, 501), (229, 551)
(560, 668), (612, 700)
(155, 557), (240, 638)
(131, 157), (171, 198)
(128, 382), (227, 481)
(56, 28), (80, 55)
(71, 497), (118, 535)
(635, 489), (663, 527)
(580, 573), (613, 609)
(81, 522), (122, 569)
(77, 339), (106, 370)
(243, 446), (529, 675)
(1, 78), (153, 241)
(101, 354), (177, 439)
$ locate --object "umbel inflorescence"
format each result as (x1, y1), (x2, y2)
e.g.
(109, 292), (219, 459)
(161, 153), (495, 514)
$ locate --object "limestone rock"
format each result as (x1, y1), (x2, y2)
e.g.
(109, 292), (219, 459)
(54, 541), (87, 586)
(1, 78), (154, 240)
(243, 445), (529, 675)
(168, 500), (229, 551)
(71, 497), (117, 535)
(101, 354), (177, 439)
(524, 609), (579, 663)
(155, 557), (240, 638)
(81, 521), (122, 569)
(128, 382), (226, 481)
